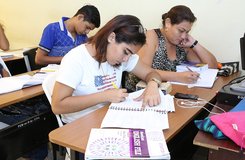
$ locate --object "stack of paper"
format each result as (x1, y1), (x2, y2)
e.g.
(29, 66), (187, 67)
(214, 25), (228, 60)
(0, 74), (43, 94)
(85, 128), (170, 160)
(39, 64), (60, 73)
(0, 50), (25, 58)
(0, 52), (14, 58)
(0, 64), (60, 94)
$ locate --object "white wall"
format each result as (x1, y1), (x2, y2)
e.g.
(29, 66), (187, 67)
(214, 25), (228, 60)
(0, 0), (244, 65)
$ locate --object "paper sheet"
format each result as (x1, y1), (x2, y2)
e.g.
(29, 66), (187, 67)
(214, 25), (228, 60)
(170, 69), (218, 88)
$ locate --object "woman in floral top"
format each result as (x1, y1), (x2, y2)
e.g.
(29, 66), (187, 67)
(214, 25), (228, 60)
(125, 5), (217, 92)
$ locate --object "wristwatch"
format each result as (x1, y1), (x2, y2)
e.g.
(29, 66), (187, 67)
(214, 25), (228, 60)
(151, 78), (161, 87)
(190, 40), (198, 49)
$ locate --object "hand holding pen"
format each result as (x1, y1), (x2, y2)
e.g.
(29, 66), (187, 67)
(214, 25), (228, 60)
(111, 82), (119, 89)
(186, 66), (200, 82)
(106, 82), (128, 102)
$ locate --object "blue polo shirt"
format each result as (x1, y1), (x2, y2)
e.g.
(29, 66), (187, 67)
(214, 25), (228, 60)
(39, 17), (88, 57)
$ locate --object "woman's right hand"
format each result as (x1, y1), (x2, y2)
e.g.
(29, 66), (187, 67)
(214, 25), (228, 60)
(104, 88), (128, 103)
(176, 71), (200, 83)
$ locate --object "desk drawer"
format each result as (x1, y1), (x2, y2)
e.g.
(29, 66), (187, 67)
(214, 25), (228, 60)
(0, 95), (58, 160)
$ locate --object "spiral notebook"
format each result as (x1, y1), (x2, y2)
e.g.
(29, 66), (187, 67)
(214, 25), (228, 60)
(101, 89), (174, 130)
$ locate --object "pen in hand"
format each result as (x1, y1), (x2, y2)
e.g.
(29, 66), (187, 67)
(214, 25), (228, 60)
(111, 82), (129, 102)
(111, 82), (119, 89)
(186, 66), (201, 79)
(186, 66), (194, 72)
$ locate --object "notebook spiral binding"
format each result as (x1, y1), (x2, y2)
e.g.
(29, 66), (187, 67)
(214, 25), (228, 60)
(109, 106), (167, 114)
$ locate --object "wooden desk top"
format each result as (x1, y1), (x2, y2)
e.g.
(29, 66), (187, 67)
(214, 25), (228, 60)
(0, 85), (43, 108)
(1, 49), (24, 62)
(0, 71), (44, 108)
(49, 72), (241, 153)
(194, 130), (243, 153)
(3, 55), (23, 62)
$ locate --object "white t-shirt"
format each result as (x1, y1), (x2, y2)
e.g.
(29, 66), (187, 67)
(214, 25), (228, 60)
(56, 44), (139, 123)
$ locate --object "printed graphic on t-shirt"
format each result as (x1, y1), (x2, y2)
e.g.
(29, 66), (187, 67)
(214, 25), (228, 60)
(94, 72), (117, 90)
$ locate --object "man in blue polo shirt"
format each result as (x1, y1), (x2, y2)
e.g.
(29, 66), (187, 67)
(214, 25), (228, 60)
(35, 5), (100, 65)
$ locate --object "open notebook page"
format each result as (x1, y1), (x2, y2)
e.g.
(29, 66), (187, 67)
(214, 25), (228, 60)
(170, 69), (218, 88)
(101, 89), (174, 130)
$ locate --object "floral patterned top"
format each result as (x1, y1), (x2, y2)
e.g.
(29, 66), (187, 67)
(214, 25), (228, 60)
(124, 29), (188, 92)
(152, 28), (187, 71)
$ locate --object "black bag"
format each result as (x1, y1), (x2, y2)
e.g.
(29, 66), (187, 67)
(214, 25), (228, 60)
(0, 95), (58, 160)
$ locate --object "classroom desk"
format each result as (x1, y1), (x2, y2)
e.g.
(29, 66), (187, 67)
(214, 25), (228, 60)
(193, 102), (245, 160)
(2, 55), (23, 62)
(1, 49), (24, 62)
(0, 85), (43, 108)
(1, 49), (27, 75)
(0, 72), (43, 108)
(48, 72), (241, 159)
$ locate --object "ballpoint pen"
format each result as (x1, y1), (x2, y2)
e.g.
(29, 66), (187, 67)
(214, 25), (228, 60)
(186, 66), (194, 72)
(186, 66), (201, 79)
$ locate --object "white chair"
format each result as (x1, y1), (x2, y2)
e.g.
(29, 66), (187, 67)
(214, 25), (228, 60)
(42, 73), (71, 160)
(42, 73), (63, 126)
(0, 56), (11, 77)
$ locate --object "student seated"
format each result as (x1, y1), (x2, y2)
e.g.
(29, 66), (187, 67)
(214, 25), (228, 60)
(35, 5), (101, 65)
(52, 15), (162, 123)
(51, 14), (162, 160)
(125, 5), (218, 92)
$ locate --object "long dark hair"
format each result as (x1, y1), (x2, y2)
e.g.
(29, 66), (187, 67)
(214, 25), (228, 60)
(87, 15), (146, 65)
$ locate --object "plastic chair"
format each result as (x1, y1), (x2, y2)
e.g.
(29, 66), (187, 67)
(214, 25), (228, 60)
(42, 73), (71, 160)
(0, 56), (11, 77)
(23, 47), (45, 71)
